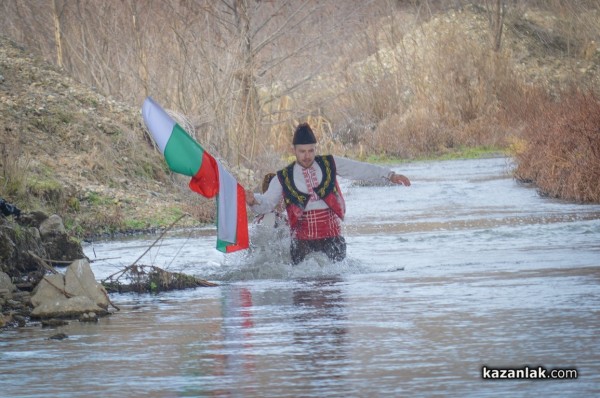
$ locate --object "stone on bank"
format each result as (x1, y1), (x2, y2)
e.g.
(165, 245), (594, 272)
(30, 259), (109, 319)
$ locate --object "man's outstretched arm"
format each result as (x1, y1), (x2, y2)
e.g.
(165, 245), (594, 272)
(334, 156), (411, 186)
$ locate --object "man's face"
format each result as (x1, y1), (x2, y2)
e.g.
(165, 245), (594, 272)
(293, 144), (316, 168)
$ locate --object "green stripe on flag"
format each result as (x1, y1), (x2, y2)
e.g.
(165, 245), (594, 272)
(216, 239), (229, 253)
(164, 124), (204, 176)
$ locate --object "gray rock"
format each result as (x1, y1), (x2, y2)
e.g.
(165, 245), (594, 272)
(65, 259), (109, 309)
(39, 214), (66, 237)
(37, 214), (85, 264)
(0, 271), (16, 292)
(30, 274), (65, 308)
(79, 311), (98, 322)
(31, 295), (105, 319)
(42, 233), (85, 264)
(12, 314), (26, 327)
(29, 227), (41, 240)
(30, 260), (109, 319)
(0, 220), (47, 276)
(11, 290), (30, 302)
(17, 211), (48, 229)
(6, 299), (23, 310)
(41, 318), (69, 328)
(0, 230), (17, 274)
(48, 333), (68, 340)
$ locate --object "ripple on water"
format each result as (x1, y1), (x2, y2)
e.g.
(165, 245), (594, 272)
(5, 157), (598, 397)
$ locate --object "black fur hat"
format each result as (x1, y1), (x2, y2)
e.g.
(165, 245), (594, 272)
(292, 123), (317, 145)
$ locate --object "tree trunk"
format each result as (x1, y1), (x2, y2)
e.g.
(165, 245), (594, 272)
(52, 0), (64, 68)
(488, 0), (506, 52)
(130, 0), (149, 98)
(233, 0), (261, 166)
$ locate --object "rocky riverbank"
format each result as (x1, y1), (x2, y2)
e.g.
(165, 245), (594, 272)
(1, 203), (218, 332)
(0, 210), (112, 330)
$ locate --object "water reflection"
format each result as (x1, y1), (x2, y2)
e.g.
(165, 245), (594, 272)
(220, 286), (256, 386)
(291, 278), (349, 387)
(176, 286), (258, 397)
(2, 158), (600, 397)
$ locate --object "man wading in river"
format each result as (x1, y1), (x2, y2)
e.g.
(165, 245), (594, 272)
(246, 122), (411, 265)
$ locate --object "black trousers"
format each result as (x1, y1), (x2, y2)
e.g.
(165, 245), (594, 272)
(290, 236), (347, 265)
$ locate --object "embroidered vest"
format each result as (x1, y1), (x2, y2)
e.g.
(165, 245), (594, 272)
(277, 155), (345, 229)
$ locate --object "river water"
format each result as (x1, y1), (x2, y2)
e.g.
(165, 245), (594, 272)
(1, 157), (599, 397)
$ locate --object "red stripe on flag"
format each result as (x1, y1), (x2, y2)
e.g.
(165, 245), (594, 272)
(188, 151), (219, 198)
(188, 150), (249, 253)
(225, 183), (249, 252)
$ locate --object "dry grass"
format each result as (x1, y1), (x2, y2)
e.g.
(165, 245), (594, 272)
(512, 88), (600, 202)
(325, 7), (522, 158)
(0, 36), (206, 237)
(0, 139), (29, 198)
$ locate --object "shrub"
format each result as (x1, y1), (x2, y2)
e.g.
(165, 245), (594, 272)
(513, 88), (600, 203)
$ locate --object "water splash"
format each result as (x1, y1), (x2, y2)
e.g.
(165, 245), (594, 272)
(15, 157), (599, 398)
(206, 222), (372, 281)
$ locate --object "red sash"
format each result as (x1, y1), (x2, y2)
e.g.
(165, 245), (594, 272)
(294, 209), (341, 240)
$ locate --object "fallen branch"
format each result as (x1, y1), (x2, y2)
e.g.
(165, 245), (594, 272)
(102, 264), (218, 293)
(102, 213), (188, 283)
(28, 251), (59, 274)
(32, 256), (120, 264)
(90, 257), (120, 263)
(41, 275), (74, 298)
(100, 214), (219, 293)
(101, 287), (121, 311)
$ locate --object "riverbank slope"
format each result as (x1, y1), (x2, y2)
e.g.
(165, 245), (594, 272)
(0, 36), (214, 238)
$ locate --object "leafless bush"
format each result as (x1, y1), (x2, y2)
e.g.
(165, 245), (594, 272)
(0, 0), (379, 176)
(327, 6), (523, 157)
(513, 88), (600, 202)
(0, 0), (598, 175)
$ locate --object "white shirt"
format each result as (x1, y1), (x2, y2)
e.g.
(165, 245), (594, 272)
(251, 156), (394, 215)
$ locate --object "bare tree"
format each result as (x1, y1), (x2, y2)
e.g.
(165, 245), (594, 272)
(485, 0), (506, 52)
(0, 0), (379, 170)
(128, 0), (150, 98)
(51, 0), (64, 68)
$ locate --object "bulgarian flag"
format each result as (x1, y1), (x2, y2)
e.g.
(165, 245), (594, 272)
(141, 97), (249, 253)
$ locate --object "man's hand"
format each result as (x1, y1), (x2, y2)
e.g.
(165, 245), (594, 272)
(245, 190), (259, 206)
(389, 173), (411, 186)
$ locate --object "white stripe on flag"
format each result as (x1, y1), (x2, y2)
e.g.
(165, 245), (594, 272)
(142, 97), (175, 154)
(216, 161), (238, 244)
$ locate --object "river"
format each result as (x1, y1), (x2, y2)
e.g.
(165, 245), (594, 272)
(1, 157), (599, 397)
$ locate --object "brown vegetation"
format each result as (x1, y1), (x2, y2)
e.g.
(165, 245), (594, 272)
(511, 88), (600, 202)
(0, 0), (599, 237)
(3, 1), (598, 159)
(0, 35), (213, 236)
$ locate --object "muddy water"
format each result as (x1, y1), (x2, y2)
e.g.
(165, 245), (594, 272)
(1, 157), (599, 397)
